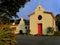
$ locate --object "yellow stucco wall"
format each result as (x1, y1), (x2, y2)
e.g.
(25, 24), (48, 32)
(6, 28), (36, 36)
(30, 5), (55, 35)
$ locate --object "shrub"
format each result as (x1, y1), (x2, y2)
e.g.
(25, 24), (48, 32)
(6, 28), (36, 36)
(26, 30), (30, 35)
(46, 27), (54, 35)
(0, 24), (16, 45)
(54, 31), (60, 36)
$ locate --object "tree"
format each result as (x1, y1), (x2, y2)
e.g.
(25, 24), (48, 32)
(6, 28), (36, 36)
(0, 0), (30, 18)
(0, 15), (10, 24)
(0, 0), (30, 24)
(55, 14), (60, 31)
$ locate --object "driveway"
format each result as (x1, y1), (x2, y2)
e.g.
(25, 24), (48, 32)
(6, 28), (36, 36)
(16, 35), (60, 45)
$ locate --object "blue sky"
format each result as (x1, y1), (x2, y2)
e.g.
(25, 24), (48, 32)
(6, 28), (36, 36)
(16, 0), (60, 20)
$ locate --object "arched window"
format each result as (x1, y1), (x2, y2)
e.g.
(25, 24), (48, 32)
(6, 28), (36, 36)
(38, 15), (42, 20)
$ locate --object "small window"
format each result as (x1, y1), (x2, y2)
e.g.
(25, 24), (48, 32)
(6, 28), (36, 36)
(38, 15), (42, 20)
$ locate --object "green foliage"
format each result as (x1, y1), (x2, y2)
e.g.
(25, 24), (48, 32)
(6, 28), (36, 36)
(24, 19), (29, 25)
(0, 0), (30, 24)
(0, 0), (30, 18)
(0, 16), (10, 24)
(26, 30), (30, 35)
(54, 31), (60, 36)
(0, 21), (3, 25)
(55, 14), (60, 31)
(0, 24), (16, 45)
(46, 27), (54, 35)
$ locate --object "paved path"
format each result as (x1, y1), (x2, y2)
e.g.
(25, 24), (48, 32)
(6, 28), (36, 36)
(16, 35), (60, 45)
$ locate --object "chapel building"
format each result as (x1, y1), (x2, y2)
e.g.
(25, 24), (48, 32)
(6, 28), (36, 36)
(29, 5), (56, 35)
